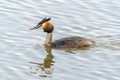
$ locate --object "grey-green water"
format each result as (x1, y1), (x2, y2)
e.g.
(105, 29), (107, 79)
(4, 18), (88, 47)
(0, 0), (120, 80)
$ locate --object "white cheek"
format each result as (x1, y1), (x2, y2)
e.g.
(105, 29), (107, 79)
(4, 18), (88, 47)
(41, 25), (44, 29)
(41, 23), (46, 29)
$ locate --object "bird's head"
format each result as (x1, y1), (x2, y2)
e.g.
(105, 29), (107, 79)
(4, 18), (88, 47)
(30, 17), (54, 33)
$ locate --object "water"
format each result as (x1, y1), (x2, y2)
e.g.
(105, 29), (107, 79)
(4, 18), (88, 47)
(0, 0), (120, 80)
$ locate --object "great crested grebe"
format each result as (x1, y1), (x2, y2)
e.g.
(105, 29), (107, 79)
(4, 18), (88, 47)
(30, 17), (94, 48)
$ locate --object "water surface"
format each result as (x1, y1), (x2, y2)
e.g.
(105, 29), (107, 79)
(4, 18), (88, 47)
(0, 0), (120, 80)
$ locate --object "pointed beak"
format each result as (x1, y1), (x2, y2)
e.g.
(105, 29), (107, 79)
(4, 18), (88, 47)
(30, 17), (51, 30)
(29, 25), (41, 30)
(29, 19), (44, 30)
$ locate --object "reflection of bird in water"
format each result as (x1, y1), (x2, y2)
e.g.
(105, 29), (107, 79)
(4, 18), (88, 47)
(29, 45), (54, 77)
(30, 17), (95, 48)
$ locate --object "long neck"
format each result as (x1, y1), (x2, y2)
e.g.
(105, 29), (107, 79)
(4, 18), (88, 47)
(45, 32), (52, 46)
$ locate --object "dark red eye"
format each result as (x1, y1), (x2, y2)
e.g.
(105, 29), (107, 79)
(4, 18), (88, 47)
(38, 24), (42, 27)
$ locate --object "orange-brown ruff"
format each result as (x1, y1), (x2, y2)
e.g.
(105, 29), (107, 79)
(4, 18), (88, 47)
(30, 17), (94, 48)
(41, 21), (53, 32)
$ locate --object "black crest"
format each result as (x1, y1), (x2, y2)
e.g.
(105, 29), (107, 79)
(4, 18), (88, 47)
(37, 17), (51, 26)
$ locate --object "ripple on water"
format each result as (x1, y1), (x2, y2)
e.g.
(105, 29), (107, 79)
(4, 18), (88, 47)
(0, 0), (120, 80)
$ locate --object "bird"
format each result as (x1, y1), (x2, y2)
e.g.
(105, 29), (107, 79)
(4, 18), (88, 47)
(30, 17), (95, 49)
